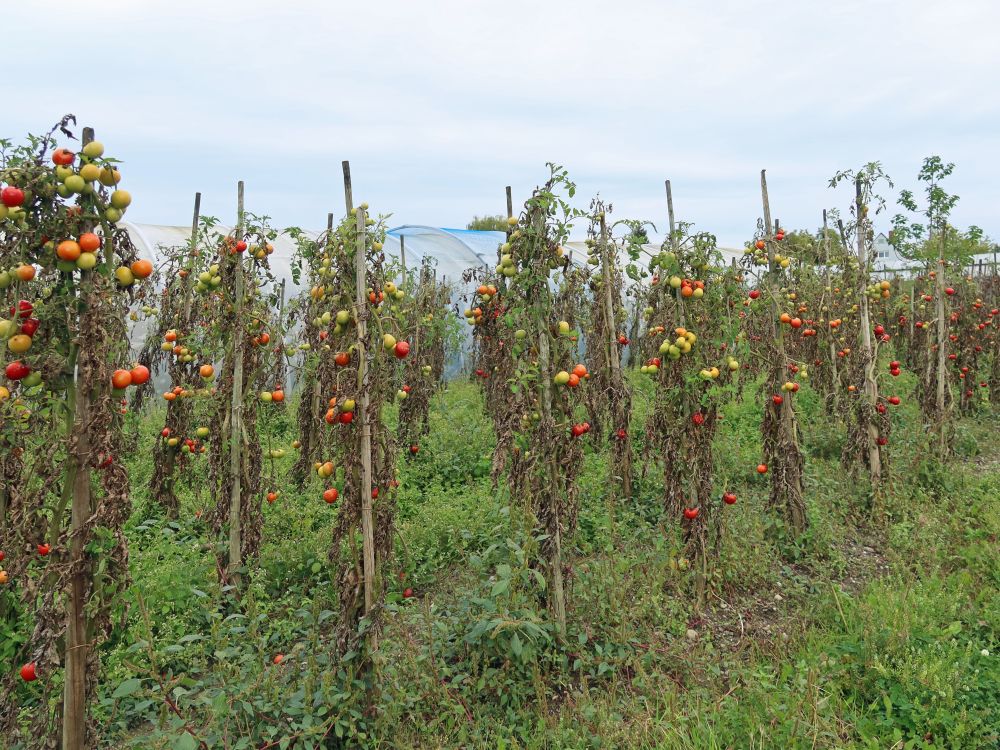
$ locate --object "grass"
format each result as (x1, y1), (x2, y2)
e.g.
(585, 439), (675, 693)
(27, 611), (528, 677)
(12, 373), (997, 749)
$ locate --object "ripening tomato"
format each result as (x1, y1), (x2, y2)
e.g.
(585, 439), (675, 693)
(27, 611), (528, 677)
(394, 341), (410, 359)
(15, 265), (36, 282)
(130, 365), (150, 385)
(1, 186), (25, 208)
(756, 464), (768, 474)
(5, 361), (30, 380)
(130, 259), (153, 279)
(111, 369), (133, 390)
(199, 364), (214, 379)
(323, 487), (339, 503)
(7, 334), (32, 354)
(334, 351), (350, 367)
(52, 148), (75, 166)
(57, 240), (82, 261)
(78, 232), (101, 252)
(271, 390), (285, 403)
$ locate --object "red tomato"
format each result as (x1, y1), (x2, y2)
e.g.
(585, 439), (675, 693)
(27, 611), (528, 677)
(1, 186), (25, 208)
(111, 369), (133, 390)
(130, 365), (150, 385)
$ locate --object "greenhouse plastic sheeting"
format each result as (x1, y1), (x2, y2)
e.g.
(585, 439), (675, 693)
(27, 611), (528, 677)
(120, 222), (504, 376)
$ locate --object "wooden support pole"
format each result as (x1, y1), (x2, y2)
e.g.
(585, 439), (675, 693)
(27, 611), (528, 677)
(342, 161), (353, 216)
(355, 205), (376, 631)
(822, 210), (839, 412)
(599, 212), (629, 500)
(934, 212), (948, 454)
(666, 180), (684, 326)
(760, 169), (805, 535)
(227, 181), (246, 589)
(400, 234), (408, 290)
(855, 178), (882, 485)
(62, 125), (97, 750)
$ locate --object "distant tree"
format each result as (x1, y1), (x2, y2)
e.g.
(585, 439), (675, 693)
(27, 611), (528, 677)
(780, 227), (848, 266)
(466, 214), (508, 231)
(629, 225), (649, 245)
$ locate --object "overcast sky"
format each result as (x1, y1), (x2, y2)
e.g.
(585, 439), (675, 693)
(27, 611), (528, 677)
(4, 0), (998, 248)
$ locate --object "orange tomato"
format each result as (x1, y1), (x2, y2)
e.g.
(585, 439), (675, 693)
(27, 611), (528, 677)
(131, 259), (154, 279)
(78, 233), (101, 252)
(164, 330), (178, 342)
(572, 364), (587, 378)
(57, 240), (81, 261)
(163, 392), (176, 401)
(15, 265), (35, 282)
(111, 369), (133, 389)
(199, 364), (215, 379)
(130, 365), (151, 385)
(271, 390), (284, 403)
(567, 373), (580, 388)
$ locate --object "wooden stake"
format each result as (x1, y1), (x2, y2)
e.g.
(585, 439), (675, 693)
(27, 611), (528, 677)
(355, 205), (376, 632)
(666, 180), (684, 326)
(822, 210), (839, 413)
(855, 178), (882, 485)
(599, 212), (628, 500)
(934, 212), (948, 454)
(63, 126), (96, 750)
(342, 161), (354, 216)
(228, 181), (246, 589)
(400, 234), (408, 290)
(760, 170), (805, 535)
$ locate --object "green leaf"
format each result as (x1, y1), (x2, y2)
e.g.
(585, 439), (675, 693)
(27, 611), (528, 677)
(112, 678), (142, 698)
(173, 733), (198, 750)
(510, 632), (523, 659)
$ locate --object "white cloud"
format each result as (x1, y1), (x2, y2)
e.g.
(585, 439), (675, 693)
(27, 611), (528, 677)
(3, 0), (999, 246)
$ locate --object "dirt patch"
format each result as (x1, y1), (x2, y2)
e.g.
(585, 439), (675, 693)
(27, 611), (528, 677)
(696, 529), (891, 662)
